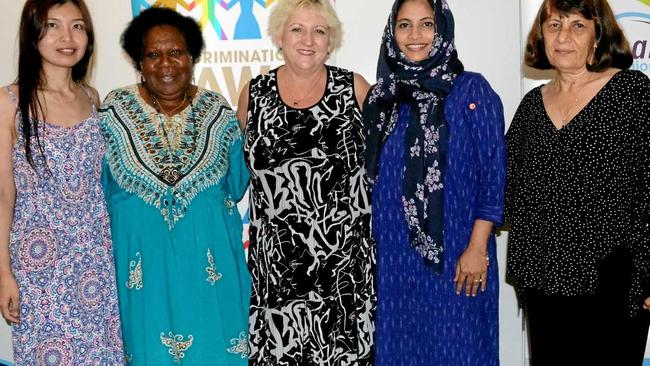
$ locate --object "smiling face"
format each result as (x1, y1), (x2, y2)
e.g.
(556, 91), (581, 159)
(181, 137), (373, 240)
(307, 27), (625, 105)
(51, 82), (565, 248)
(37, 2), (88, 72)
(276, 6), (331, 72)
(542, 11), (597, 72)
(141, 25), (193, 101)
(395, 0), (436, 63)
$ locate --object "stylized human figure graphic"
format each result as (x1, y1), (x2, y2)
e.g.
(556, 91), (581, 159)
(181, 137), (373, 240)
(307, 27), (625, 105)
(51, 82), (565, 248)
(189, 0), (229, 40)
(220, 0), (272, 40)
(133, 0), (195, 17)
(131, 0), (152, 16)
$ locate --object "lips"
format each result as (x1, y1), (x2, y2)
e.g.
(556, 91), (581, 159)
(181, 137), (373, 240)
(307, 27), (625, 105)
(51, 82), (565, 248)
(405, 44), (428, 52)
(155, 74), (177, 83)
(56, 48), (77, 55)
(297, 49), (316, 56)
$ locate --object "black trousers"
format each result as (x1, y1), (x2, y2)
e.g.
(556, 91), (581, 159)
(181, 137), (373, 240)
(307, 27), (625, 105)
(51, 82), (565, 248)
(524, 248), (650, 366)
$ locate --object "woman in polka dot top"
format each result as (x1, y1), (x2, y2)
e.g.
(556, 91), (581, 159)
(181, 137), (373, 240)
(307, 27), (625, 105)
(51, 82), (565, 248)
(505, 0), (650, 365)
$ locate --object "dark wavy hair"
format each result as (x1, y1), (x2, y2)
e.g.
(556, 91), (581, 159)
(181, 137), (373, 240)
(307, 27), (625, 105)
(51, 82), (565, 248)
(525, 0), (632, 71)
(121, 7), (204, 72)
(17, 0), (94, 167)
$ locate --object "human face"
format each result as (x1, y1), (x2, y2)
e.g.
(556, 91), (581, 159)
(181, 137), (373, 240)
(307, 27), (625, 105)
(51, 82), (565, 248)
(141, 25), (193, 101)
(277, 6), (331, 72)
(395, 0), (436, 62)
(37, 2), (88, 71)
(542, 11), (597, 73)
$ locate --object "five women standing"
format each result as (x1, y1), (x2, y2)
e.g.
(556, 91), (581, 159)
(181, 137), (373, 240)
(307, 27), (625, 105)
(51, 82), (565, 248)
(0, 0), (648, 365)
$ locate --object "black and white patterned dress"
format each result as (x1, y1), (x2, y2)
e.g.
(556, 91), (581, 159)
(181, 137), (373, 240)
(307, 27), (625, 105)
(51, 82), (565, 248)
(244, 66), (375, 365)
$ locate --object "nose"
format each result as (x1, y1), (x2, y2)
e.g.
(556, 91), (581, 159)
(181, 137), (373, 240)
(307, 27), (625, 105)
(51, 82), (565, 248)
(408, 26), (422, 40)
(60, 27), (72, 42)
(159, 54), (172, 67)
(557, 23), (570, 42)
(302, 31), (314, 46)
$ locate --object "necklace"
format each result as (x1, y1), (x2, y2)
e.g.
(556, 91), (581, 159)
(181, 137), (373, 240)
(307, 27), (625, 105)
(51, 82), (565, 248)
(554, 73), (596, 128)
(143, 85), (201, 185)
(149, 89), (188, 117)
(284, 68), (326, 107)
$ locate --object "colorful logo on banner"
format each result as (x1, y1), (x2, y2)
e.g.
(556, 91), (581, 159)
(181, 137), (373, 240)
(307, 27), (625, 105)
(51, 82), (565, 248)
(131, 0), (276, 40)
(616, 2), (650, 75)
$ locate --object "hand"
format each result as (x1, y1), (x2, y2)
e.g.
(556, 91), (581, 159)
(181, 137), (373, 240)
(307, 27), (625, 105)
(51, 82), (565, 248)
(0, 272), (20, 324)
(644, 297), (650, 311)
(454, 245), (489, 297)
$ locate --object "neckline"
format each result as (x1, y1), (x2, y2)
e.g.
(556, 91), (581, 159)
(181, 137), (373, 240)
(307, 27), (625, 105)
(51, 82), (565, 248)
(274, 65), (330, 111)
(539, 70), (623, 131)
(37, 85), (96, 129)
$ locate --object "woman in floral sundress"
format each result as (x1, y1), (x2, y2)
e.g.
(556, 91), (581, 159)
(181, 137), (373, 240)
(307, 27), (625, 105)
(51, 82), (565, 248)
(0, 1), (124, 364)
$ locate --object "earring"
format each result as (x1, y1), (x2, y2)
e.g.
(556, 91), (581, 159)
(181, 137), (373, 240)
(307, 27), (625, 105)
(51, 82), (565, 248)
(140, 74), (146, 85)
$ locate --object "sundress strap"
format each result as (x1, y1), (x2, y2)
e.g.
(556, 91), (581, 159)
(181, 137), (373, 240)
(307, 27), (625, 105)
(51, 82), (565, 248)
(5, 86), (17, 107)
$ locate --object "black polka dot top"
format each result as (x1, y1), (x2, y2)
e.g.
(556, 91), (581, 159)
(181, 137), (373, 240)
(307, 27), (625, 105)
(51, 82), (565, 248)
(505, 69), (650, 315)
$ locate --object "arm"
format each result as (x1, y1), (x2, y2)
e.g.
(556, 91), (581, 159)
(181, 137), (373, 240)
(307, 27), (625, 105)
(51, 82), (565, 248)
(454, 75), (506, 297)
(226, 122), (250, 202)
(632, 73), (650, 311)
(0, 87), (19, 324)
(236, 81), (250, 132)
(353, 73), (370, 112)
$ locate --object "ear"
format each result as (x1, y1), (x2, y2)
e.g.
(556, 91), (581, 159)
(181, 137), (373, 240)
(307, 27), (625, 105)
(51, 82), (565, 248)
(274, 35), (283, 50)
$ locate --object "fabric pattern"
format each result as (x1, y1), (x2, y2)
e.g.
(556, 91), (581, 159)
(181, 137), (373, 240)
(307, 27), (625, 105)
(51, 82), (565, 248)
(245, 66), (375, 366)
(101, 85), (240, 228)
(364, 0), (464, 273)
(372, 72), (505, 366)
(100, 86), (250, 365)
(506, 70), (650, 316)
(7, 87), (124, 365)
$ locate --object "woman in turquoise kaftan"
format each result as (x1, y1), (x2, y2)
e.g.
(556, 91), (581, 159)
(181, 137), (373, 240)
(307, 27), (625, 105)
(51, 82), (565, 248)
(100, 85), (250, 365)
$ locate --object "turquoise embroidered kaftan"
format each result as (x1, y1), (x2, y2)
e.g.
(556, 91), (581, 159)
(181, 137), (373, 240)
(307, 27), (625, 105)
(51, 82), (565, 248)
(100, 86), (250, 365)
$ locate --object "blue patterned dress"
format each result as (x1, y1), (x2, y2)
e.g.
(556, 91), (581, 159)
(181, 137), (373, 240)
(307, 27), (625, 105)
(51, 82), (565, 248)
(100, 86), (250, 365)
(7, 87), (124, 365)
(373, 72), (505, 366)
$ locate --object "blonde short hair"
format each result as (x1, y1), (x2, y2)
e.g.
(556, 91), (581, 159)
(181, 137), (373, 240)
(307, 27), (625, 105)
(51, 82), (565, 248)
(268, 0), (343, 52)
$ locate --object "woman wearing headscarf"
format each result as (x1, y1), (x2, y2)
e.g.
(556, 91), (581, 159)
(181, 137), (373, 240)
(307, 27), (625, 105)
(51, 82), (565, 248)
(364, 0), (506, 365)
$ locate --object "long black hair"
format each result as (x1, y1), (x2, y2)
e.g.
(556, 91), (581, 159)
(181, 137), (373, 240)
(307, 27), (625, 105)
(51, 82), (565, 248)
(17, 0), (95, 167)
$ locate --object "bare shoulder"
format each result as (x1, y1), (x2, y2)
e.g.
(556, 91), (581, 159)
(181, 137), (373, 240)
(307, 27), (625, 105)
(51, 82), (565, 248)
(84, 85), (101, 108)
(352, 73), (370, 111)
(0, 85), (18, 130)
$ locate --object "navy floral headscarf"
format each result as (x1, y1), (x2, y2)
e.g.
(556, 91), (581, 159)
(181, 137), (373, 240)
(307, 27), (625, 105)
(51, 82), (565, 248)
(364, 0), (463, 274)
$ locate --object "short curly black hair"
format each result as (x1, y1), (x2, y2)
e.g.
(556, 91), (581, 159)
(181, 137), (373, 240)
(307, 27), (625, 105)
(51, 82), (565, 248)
(121, 7), (204, 71)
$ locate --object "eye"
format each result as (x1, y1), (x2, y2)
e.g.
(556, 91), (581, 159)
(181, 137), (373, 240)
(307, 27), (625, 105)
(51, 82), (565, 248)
(291, 26), (302, 33)
(397, 22), (410, 29)
(315, 28), (327, 35)
(545, 21), (560, 31)
(422, 21), (435, 29)
(145, 51), (159, 59)
(46, 22), (57, 29)
(573, 23), (585, 29)
(72, 22), (86, 30)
